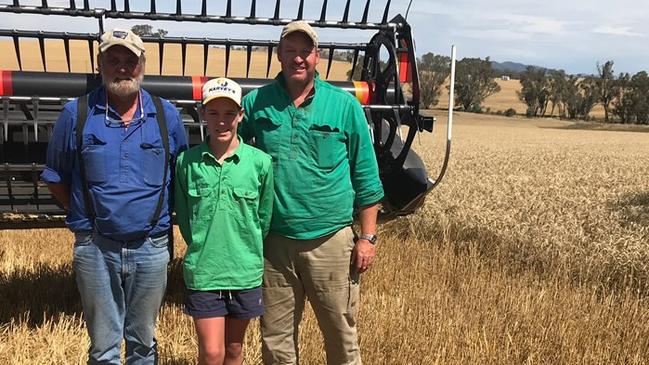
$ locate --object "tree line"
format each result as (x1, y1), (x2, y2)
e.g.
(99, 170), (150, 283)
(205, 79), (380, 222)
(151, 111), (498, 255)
(417, 53), (501, 114)
(417, 54), (649, 124)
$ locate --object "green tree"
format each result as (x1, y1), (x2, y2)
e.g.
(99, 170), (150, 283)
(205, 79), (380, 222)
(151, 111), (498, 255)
(564, 76), (598, 119)
(130, 24), (168, 37)
(621, 71), (649, 124)
(612, 73), (633, 123)
(417, 53), (451, 108)
(611, 72), (649, 124)
(454, 57), (501, 112)
(548, 70), (568, 117)
(518, 66), (550, 117)
(596, 60), (616, 122)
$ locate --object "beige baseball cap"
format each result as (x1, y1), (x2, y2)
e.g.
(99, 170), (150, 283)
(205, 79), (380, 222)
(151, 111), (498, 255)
(280, 21), (318, 48)
(99, 28), (145, 57)
(202, 77), (242, 107)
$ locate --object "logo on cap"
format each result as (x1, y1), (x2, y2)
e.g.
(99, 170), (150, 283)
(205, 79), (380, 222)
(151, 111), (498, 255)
(202, 77), (242, 106)
(208, 79), (236, 94)
(113, 30), (128, 39)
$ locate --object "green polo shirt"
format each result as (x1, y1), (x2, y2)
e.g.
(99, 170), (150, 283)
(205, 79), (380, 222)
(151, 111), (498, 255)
(240, 73), (384, 240)
(175, 138), (274, 290)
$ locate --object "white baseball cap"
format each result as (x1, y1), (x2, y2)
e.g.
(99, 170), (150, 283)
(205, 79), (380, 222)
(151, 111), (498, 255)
(99, 28), (145, 57)
(202, 77), (242, 107)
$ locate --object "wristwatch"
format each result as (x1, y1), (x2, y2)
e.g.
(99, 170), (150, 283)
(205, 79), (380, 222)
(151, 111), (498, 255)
(358, 233), (378, 245)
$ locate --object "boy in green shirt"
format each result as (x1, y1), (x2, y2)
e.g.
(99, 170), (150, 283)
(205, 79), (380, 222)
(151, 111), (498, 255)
(175, 77), (274, 364)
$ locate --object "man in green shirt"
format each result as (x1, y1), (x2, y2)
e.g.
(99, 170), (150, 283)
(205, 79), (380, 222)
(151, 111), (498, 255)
(175, 77), (274, 364)
(240, 21), (384, 365)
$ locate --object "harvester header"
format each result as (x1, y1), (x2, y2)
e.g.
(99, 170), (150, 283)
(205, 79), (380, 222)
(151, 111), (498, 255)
(0, 0), (451, 228)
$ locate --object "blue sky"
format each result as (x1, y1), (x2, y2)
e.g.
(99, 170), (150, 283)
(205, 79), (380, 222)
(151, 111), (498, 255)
(1, 0), (648, 75)
(405, 0), (649, 75)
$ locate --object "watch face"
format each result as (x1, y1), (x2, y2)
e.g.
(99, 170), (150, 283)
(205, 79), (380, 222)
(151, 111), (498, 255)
(361, 234), (377, 244)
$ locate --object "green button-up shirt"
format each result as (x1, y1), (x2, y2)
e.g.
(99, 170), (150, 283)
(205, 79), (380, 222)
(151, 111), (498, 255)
(175, 138), (274, 290)
(240, 73), (384, 240)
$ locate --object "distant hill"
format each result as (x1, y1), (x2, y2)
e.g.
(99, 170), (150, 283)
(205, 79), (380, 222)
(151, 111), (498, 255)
(490, 60), (553, 78)
(491, 61), (529, 74)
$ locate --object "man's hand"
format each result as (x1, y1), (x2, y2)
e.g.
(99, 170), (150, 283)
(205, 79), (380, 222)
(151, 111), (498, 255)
(352, 238), (376, 274)
(46, 183), (70, 210)
(353, 203), (380, 274)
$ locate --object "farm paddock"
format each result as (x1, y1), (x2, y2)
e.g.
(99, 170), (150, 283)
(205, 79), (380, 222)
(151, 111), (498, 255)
(2, 112), (648, 364)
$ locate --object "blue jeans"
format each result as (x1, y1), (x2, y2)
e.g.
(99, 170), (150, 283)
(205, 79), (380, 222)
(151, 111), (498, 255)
(73, 231), (170, 365)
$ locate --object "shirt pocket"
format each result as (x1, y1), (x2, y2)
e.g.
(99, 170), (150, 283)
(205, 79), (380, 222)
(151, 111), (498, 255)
(187, 183), (215, 221)
(253, 117), (282, 155)
(232, 187), (259, 222)
(140, 141), (165, 186)
(81, 136), (107, 183)
(309, 124), (346, 170)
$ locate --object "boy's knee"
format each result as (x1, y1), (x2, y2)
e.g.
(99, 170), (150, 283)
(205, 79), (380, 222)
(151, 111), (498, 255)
(225, 342), (243, 359)
(200, 345), (225, 365)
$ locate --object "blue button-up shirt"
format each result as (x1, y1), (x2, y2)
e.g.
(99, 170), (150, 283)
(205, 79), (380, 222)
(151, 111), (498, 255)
(42, 87), (188, 240)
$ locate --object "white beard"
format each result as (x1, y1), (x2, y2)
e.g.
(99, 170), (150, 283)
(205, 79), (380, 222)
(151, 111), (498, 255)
(103, 73), (144, 97)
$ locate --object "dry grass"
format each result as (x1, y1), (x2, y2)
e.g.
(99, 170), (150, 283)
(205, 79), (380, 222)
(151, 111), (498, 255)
(436, 79), (527, 115)
(2, 112), (649, 364)
(2, 38), (649, 364)
(0, 40), (351, 80)
(437, 78), (607, 119)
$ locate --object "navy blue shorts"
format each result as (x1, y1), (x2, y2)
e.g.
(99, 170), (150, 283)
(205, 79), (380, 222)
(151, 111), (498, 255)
(185, 286), (264, 320)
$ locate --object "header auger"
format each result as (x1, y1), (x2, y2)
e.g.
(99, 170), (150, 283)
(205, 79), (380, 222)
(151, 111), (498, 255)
(0, 0), (452, 228)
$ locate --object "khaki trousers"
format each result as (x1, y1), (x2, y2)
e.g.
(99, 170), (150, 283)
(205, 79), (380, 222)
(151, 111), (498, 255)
(261, 226), (361, 365)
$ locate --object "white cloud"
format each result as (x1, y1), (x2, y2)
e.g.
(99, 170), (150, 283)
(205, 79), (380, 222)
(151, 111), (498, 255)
(510, 15), (565, 35)
(456, 29), (531, 42)
(592, 26), (644, 37)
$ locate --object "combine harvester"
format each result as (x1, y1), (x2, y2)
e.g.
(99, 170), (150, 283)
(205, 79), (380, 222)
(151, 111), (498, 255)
(0, 0), (454, 229)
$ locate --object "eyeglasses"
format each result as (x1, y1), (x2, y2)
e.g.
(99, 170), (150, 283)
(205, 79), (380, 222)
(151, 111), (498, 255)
(104, 93), (144, 127)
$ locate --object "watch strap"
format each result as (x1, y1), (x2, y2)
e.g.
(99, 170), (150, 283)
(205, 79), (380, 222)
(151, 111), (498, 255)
(359, 233), (378, 245)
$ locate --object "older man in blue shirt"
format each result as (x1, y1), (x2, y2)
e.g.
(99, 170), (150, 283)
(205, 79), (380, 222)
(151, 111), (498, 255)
(42, 28), (187, 364)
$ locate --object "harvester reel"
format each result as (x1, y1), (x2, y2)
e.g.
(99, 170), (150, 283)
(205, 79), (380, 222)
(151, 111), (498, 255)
(0, 0), (449, 228)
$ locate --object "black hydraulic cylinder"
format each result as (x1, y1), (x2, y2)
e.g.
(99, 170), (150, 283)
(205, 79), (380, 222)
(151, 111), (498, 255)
(0, 70), (395, 105)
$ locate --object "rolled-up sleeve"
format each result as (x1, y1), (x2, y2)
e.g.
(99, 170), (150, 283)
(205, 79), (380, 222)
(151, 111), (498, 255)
(346, 99), (384, 207)
(41, 103), (75, 185)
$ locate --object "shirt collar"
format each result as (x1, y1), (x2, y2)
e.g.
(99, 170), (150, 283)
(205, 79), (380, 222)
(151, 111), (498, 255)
(200, 135), (244, 164)
(275, 71), (320, 104)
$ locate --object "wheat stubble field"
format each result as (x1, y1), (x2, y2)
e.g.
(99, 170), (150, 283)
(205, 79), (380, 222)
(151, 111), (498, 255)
(2, 41), (649, 363)
(2, 112), (649, 364)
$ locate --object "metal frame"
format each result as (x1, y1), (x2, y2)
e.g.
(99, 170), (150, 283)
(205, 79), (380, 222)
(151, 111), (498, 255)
(0, 0), (449, 228)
